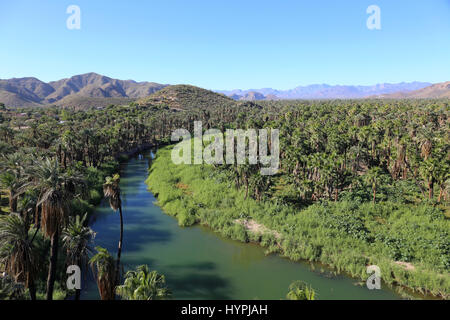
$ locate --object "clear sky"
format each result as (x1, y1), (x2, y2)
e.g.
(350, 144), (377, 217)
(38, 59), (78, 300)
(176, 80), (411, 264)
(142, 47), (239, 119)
(0, 0), (449, 90)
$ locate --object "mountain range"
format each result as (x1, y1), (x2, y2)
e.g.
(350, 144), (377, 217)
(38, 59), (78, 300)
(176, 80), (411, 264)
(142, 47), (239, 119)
(0, 73), (167, 108)
(216, 82), (433, 100)
(0, 73), (448, 108)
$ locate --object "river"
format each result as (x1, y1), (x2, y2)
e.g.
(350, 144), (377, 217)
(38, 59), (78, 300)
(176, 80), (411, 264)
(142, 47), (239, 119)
(83, 150), (399, 300)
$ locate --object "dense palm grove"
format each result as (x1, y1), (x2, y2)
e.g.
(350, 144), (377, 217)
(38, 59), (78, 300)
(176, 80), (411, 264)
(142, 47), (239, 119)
(0, 93), (449, 299)
(0, 97), (259, 300)
(249, 99), (449, 205)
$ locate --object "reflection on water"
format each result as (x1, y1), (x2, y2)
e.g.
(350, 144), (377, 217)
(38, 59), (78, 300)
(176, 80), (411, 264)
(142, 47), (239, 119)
(83, 150), (399, 300)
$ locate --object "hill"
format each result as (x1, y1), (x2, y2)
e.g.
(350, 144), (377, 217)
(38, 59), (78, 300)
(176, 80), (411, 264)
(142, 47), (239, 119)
(377, 82), (450, 99)
(52, 96), (135, 109)
(0, 89), (42, 108)
(0, 77), (53, 107)
(137, 84), (238, 110)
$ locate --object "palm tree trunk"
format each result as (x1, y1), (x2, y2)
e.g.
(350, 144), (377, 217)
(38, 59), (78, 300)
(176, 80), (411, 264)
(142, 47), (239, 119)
(438, 186), (444, 203)
(115, 205), (123, 286)
(428, 179), (434, 199)
(74, 288), (81, 300)
(244, 179), (249, 200)
(46, 229), (59, 300)
(29, 279), (36, 300)
(372, 184), (376, 204)
(75, 257), (82, 300)
(9, 195), (17, 213)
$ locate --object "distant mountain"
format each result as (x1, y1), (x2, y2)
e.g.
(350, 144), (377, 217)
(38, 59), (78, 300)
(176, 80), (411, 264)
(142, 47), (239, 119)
(376, 82), (450, 99)
(218, 82), (432, 100)
(239, 91), (266, 101)
(0, 73), (167, 108)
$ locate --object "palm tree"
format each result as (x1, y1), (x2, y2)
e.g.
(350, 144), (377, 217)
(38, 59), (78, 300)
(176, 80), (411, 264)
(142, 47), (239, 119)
(103, 174), (123, 286)
(116, 265), (171, 300)
(28, 158), (84, 300)
(0, 172), (21, 213)
(420, 158), (438, 200)
(286, 281), (316, 300)
(418, 127), (433, 161)
(0, 213), (37, 300)
(62, 213), (96, 300)
(89, 246), (116, 300)
(436, 164), (449, 203)
(364, 167), (383, 204)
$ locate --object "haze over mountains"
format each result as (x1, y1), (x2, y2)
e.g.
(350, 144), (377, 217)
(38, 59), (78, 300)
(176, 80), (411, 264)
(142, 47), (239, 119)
(0, 72), (447, 108)
(377, 81), (450, 99)
(217, 82), (432, 100)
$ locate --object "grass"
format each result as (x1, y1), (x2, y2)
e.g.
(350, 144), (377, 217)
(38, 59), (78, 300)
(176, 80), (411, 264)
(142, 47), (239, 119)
(146, 145), (450, 299)
(36, 289), (67, 300)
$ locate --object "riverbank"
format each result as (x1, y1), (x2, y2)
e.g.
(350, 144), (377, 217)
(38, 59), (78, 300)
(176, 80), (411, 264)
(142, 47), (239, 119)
(115, 142), (159, 161)
(146, 146), (450, 299)
(85, 150), (399, 300)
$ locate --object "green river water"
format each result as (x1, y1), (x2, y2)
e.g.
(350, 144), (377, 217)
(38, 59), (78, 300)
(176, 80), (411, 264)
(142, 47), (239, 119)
(84, 150), (400, 300)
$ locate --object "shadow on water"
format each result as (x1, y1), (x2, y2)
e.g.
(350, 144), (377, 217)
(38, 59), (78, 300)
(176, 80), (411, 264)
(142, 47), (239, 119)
(167, 272), (233, 300)
(167, 261), (217, 272)
(90, 208), (172, 254)
(163, 261), (233, 299)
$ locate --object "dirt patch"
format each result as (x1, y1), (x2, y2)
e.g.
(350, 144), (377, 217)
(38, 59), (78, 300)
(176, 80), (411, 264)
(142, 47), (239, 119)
(176, 182), (192, 195)
(374, 216), (386, 224)
(395, 261), (416, 271)
(235, 219), (282, 240)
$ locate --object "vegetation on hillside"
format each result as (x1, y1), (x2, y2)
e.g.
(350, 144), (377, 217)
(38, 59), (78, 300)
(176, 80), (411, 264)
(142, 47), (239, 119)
(137, 84), (262, 112)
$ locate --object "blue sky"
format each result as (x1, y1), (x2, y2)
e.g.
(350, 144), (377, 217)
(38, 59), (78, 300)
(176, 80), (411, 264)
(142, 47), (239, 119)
(0, 0), (449, 90)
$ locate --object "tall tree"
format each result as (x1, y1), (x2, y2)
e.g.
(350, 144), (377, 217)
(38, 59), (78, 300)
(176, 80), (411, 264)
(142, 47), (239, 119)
(103, 174), (123, 286)
(62, 213), (96, 300)
(89, 246), (116, 300)
(364, 167), (383, 204)
(29, 158), (83, 300)
(0, 172), (21, 213)
(0, 213), (37, 300)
